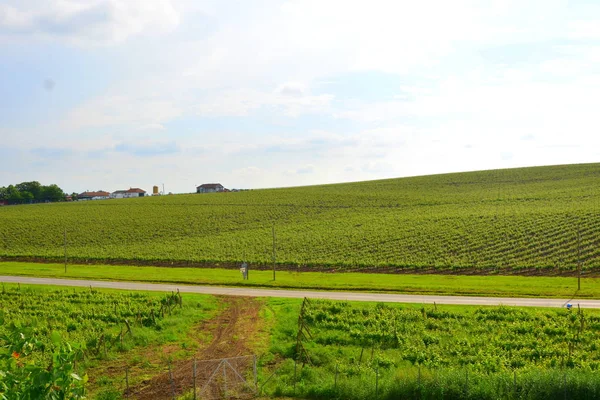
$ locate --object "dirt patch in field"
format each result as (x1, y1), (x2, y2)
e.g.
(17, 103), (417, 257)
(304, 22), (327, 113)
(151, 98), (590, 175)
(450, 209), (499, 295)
(127, 296), (263, 399)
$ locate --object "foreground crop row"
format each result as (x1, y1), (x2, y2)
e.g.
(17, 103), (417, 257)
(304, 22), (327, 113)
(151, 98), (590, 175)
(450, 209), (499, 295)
(4, 284), (600, 399)
(0, 284), (216, 398)
(263, 298), (600, 399)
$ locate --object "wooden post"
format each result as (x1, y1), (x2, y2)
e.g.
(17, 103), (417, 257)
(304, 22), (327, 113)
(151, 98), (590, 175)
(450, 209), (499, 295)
(375, 365), (379, 399)
(124, 319), (133, 337)
(64, 228), (67, 273)
(564, 370), (567, 400)
(293, 359), (297, 395)
(359, 347), (364, 365)
(169, 362), (176, 399)
(193, 358), (197, 400)
(253, 355), (258, 389)
(577, 230), (581, 291)
(125, 367), (129, 398)
(334, 363), (338, 391)
(272, 224), (276, 281)
(418, 366), (421, 400)
(223, 360), (228, 398)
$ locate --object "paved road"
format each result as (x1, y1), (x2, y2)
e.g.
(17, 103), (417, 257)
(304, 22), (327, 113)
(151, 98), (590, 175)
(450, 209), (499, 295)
(0, 275), (595, 308)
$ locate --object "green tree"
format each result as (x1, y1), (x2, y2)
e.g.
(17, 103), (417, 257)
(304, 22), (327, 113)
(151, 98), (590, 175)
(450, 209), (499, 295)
(1, 182), (67, 203)
(6, 185), (23, 204)
(20, 191), (34, 203)
(41, 184), (66, 202)
(16, 181), (43, 200)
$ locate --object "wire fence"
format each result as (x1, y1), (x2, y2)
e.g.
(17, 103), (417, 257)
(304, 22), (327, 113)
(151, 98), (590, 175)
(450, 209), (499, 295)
(122, 355), (257, 400)
(259, 360), (600, 400)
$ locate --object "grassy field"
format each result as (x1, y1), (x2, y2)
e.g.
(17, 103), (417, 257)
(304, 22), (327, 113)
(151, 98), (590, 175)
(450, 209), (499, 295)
(1, 163), (600, 273)
(263, 298), (600, 399)
(0, 261), (597, 299)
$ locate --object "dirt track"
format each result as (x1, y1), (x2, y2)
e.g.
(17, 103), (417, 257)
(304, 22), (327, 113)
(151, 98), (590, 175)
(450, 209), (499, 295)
(128, 296), (262, 399)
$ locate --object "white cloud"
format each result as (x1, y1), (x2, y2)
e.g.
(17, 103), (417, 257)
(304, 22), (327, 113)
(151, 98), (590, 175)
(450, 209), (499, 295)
(137, 123), (166, 131)
(233, 166), (262, 177)
(114, 140), (180, 157)
(5, 0), (600, 192)
(0, 0), (180, 44)
(275, 82), (306, 97)
(335, 68), (600, 134)
(64, 94), (182, 130)
(296, 164), (315, 174)
(41, 0), (597, 129)
(567, 20), (600, 40)
(194, 87), (333, 118)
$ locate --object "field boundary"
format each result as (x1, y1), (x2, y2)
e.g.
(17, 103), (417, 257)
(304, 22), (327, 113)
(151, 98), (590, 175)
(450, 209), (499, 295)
(0, 256), (594, 277)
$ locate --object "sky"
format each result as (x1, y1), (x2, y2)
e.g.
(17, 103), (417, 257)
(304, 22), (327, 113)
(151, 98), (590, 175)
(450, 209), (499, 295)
(1, 0), (600, 194)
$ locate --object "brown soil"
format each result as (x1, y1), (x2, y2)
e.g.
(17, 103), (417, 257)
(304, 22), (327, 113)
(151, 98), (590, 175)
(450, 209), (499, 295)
(128, 296), (263, 400)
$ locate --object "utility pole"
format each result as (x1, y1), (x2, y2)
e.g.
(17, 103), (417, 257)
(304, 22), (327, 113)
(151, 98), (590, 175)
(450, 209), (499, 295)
(64, 228), (67, 273)
(244, 250), (248, 280)
(272, 224), (276, 281)
(578, 229), (581, 291)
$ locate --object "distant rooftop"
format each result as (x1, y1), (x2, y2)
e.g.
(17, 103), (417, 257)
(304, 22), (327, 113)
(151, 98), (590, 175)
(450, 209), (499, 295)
(197, 183), (223, 189)
(79, 191), (110, 197)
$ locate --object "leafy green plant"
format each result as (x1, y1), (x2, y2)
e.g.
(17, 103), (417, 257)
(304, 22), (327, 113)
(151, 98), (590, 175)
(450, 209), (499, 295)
(264, 298), (600, 399)
(0, 320), (86, 399)
(0, 285), (217, 397)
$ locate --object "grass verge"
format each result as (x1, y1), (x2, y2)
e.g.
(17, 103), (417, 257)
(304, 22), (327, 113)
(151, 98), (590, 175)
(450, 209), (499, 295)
(1, 261), (598, 299)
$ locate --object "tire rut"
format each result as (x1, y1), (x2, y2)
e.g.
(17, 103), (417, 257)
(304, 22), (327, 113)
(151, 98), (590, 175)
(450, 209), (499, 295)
(128, 296), (262, 399)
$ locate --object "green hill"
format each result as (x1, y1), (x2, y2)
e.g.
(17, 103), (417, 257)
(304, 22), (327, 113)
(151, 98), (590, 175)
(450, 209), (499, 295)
(1, 163), (599, 273)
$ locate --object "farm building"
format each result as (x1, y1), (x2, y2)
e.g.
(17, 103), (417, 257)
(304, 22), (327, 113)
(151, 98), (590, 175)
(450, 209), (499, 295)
(110, 188), (146, 199)
(78, 191), (110, 201)
(196, 183), (225, 193)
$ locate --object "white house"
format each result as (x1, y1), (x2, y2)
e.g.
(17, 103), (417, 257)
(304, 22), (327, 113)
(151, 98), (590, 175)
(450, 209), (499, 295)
(110, 188), (147, 199)
(196, 183), (225, 193)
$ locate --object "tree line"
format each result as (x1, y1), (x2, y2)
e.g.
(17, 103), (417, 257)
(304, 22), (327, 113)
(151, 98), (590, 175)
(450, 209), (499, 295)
(0, 181), (70, 204)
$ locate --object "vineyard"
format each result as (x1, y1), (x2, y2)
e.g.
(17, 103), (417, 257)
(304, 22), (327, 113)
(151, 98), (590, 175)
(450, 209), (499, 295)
(0, 284), (217, 398)
(1, 163), (600, 272)
(5, 284), (600, 399)
(264, 298), (600, 399)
